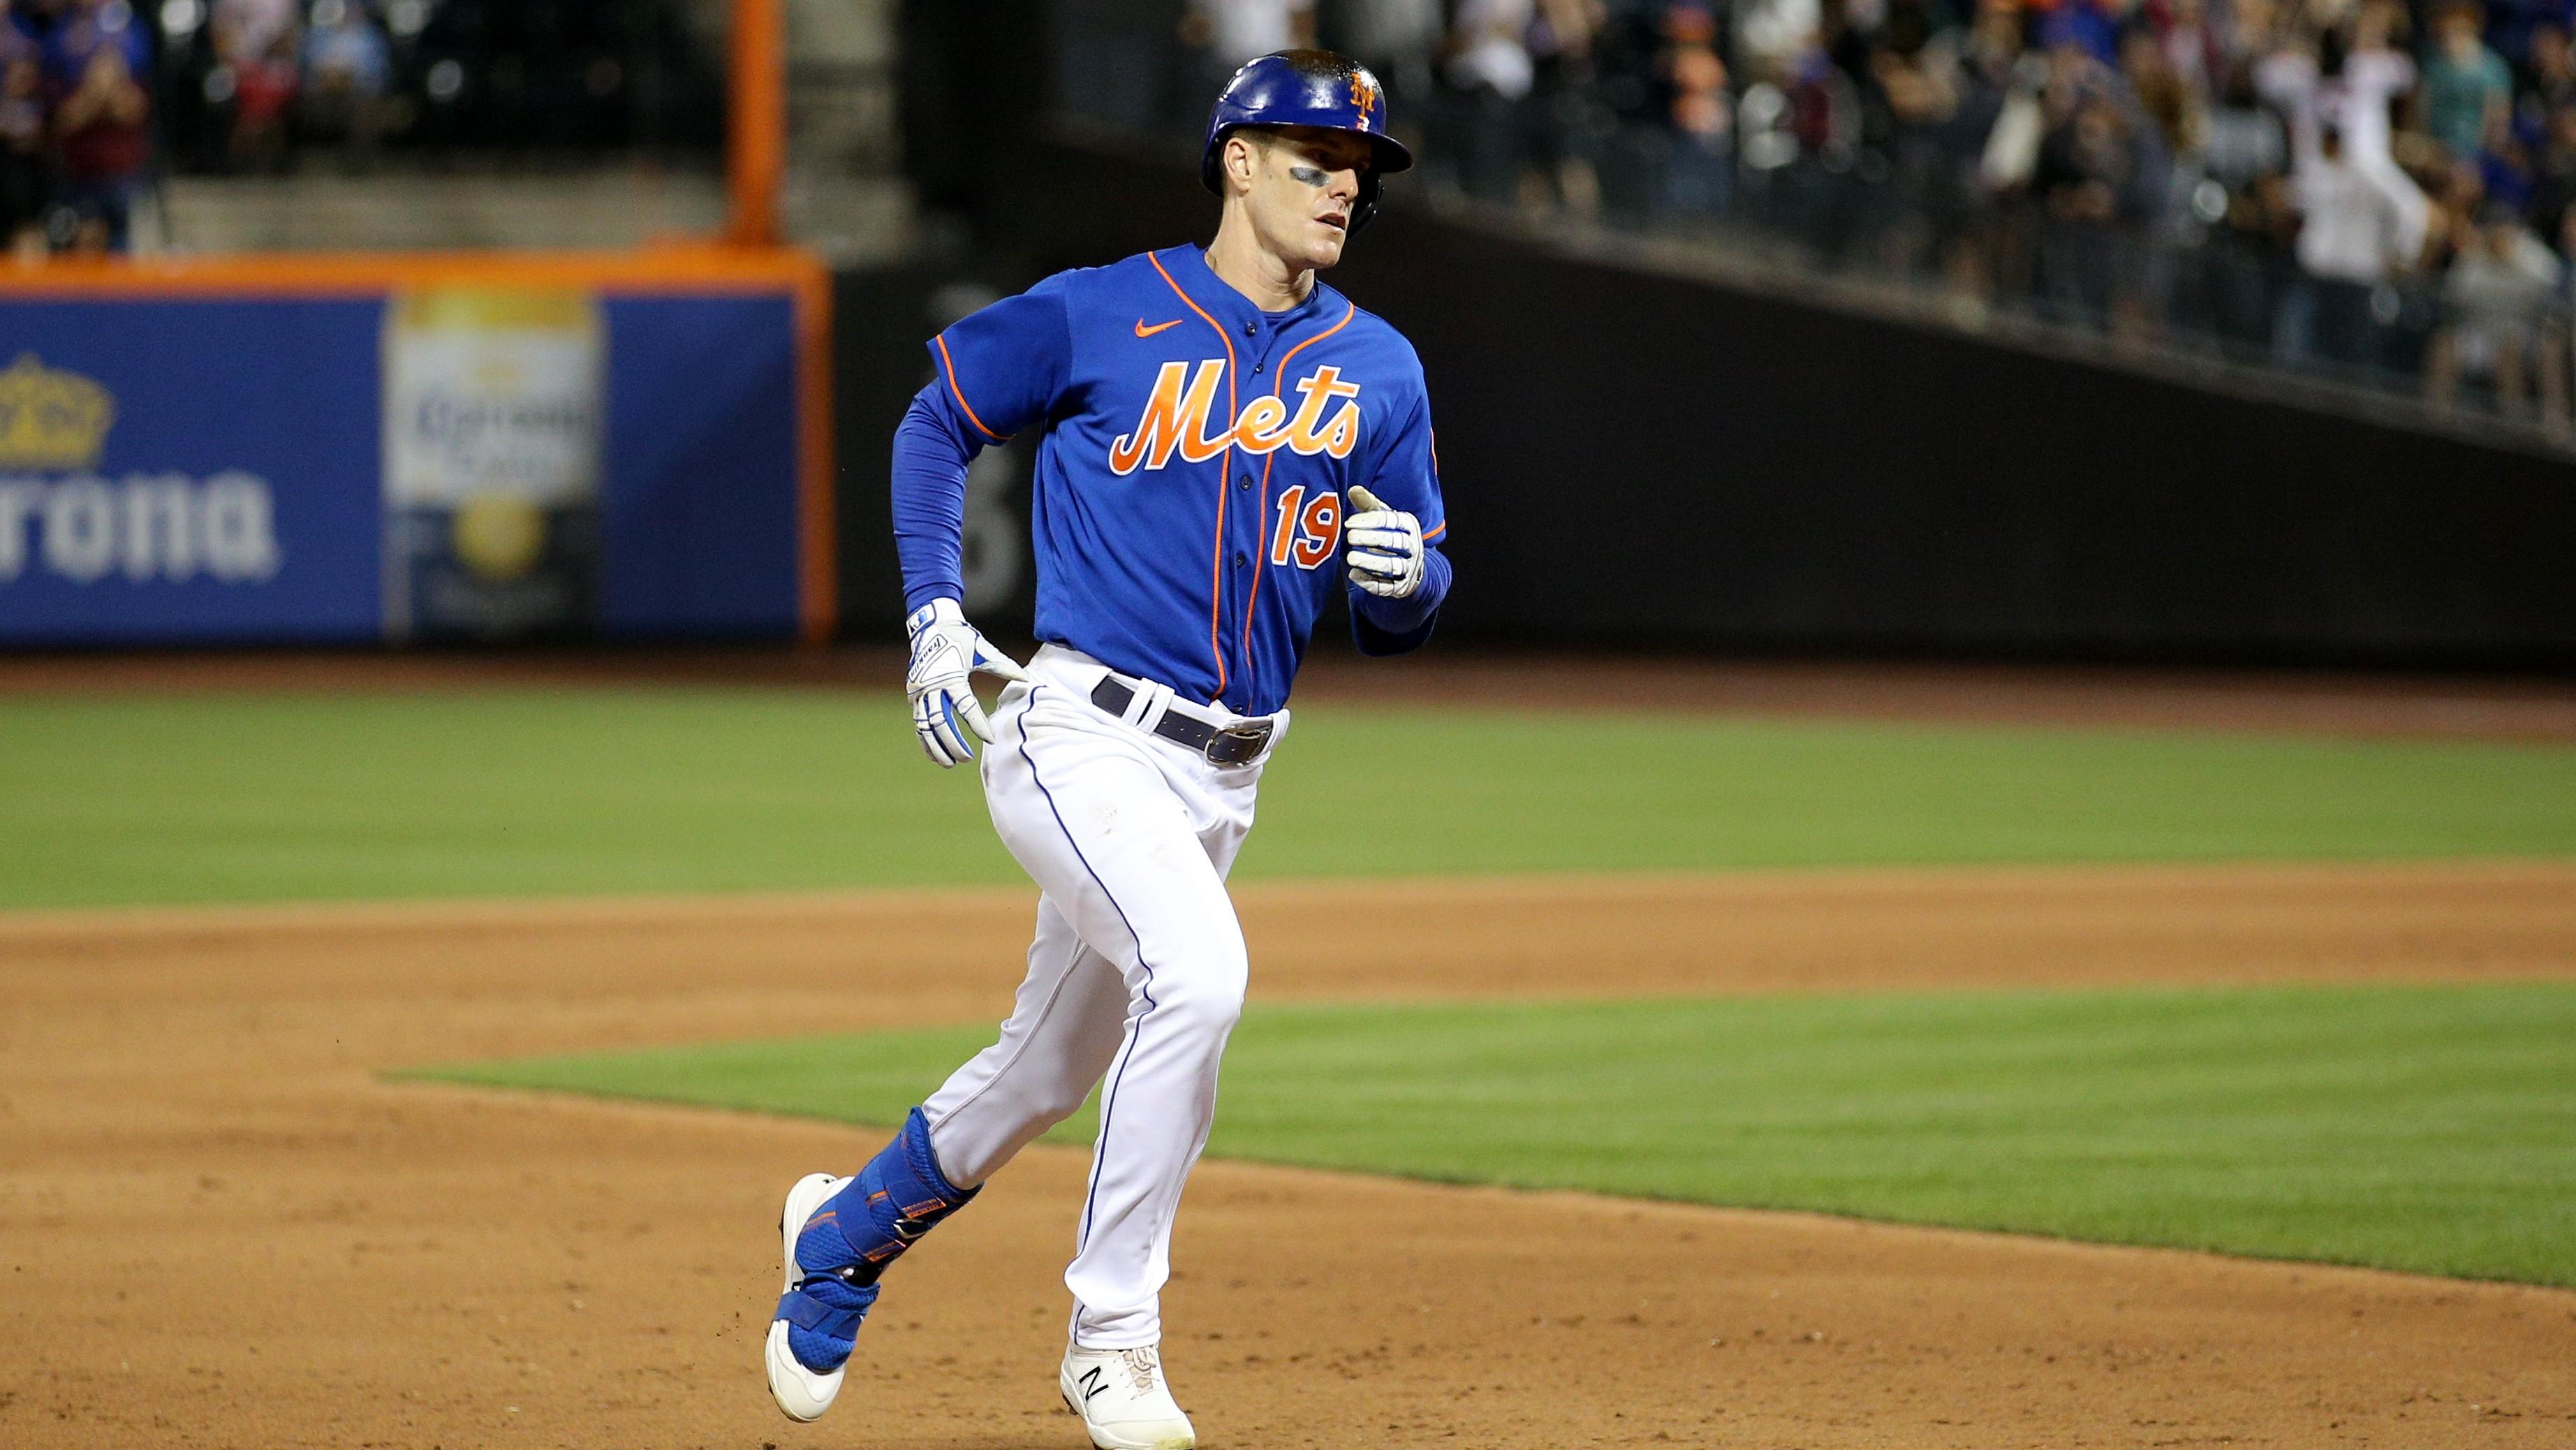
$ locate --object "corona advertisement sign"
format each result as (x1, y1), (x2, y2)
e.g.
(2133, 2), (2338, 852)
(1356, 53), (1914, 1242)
(382, 289), (605, 640)
(0, 353), (286, 594)
(0, 252), (832, 645)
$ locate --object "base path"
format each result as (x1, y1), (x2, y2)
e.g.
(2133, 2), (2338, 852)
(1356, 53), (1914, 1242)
(4, 863), (2574, 1449)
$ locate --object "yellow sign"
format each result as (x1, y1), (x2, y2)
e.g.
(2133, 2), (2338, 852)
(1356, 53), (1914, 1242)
(0, 353), (115, 471)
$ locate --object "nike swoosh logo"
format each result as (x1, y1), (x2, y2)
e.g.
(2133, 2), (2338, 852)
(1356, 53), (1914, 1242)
(1134, 318), (1183, 338)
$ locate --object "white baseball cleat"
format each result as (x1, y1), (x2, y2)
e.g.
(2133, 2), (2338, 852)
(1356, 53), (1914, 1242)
(764, 1172), (846, 1422)
(1059, 1341), (1197, 1450)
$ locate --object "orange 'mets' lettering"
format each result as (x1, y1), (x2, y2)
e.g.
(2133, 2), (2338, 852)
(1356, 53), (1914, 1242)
(1110, 362), (1364, 474)
(1110, 360), (1232, 474)
(1281, 366), (1362, 456)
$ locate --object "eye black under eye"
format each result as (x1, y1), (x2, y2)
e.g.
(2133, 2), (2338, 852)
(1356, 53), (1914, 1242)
(1295, 154), (1364, 176)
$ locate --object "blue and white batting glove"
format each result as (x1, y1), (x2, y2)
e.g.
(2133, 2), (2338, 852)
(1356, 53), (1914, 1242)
(1341, 484), (1425, 600)
(904, 597), (1029, 768)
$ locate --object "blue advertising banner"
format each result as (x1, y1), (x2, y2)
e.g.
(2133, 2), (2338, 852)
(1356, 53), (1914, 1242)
(0, 301), (384, 643)
(601, 295), (802, 636)
(0, 276), (813, 646)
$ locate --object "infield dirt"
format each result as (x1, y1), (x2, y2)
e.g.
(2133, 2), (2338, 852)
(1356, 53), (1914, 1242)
(4, 862), (2575, 1449)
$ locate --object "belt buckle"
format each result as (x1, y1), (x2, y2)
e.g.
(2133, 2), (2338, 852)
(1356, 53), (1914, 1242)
(1207, 722), (1272, 766)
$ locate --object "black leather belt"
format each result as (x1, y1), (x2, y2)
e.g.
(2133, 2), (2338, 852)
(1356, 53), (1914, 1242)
(1091, 676), (1275, 765)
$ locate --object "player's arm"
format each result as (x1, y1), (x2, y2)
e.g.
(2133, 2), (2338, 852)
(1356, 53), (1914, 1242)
(1343, 390), (1452, 656)
(890, 281), (1073, 766)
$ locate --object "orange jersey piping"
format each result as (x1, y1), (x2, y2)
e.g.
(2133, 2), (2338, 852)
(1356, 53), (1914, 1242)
(1149, 249), (1239, 698)
(934, 334), (1009, 444)
(1238, 300), (1357, 667)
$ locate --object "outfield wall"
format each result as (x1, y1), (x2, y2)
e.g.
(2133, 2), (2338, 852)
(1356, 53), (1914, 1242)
(869, 136), (2576, 669)
(0, 251), (833, 647)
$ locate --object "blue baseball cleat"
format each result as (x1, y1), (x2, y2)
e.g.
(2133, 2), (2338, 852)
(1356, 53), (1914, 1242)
(764, 1107), (978, 1422)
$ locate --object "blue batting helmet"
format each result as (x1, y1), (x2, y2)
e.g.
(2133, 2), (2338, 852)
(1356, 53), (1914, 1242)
(1200, 50), (1415, 230)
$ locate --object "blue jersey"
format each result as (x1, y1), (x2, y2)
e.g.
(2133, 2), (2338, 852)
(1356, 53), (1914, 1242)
(892, 244), (1452, 717)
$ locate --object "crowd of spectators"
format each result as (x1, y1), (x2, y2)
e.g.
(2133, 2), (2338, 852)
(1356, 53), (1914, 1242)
(1154, 0), (2576, 423)
(0, 0), (720, 257)
(188, 0), (399, 174)
(163, 0), (720, 175)
(1, 0), (155, 256)
(3, 0), (450, 256)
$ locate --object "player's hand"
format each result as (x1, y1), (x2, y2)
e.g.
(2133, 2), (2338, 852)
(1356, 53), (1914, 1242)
(1342, 485), (1426, 600)
(904, 597), (1029, 768)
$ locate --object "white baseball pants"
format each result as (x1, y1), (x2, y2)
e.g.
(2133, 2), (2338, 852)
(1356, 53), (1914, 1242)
(920, 645), (1281, 1349)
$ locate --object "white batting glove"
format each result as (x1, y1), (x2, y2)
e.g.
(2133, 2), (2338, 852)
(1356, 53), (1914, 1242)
(1342, 484), (1426, 600)
(904, 597), (1028, 768)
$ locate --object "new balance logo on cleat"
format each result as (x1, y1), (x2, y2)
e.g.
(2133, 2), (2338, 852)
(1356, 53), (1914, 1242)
(1061, 1343), (1195, 1449)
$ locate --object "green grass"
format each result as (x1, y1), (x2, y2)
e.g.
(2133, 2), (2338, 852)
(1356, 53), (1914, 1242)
(409, 983), (2576, 1287)
(6, 689), (2576, 909)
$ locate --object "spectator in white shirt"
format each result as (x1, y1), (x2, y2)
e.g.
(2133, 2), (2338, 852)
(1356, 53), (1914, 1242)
(2324, 6), (2416, 175)
(2427, 204), (2569, 423)
(1443, 0), (1537, 202)
(2258, 9), (2417, 180)
(1182, 0), (1317, 69)
(1447, 0), (1538, 101)
(2279, 121), (2431, 367)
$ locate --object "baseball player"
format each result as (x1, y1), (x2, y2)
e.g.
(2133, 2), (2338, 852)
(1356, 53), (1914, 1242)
(764, 50), (1450, 1450)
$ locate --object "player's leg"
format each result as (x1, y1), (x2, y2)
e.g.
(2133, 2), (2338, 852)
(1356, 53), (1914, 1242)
(767, 672), (1253, 1435)
(976, 683), (1251, 1450)
(919, 893), (1132, 1185)
(977, 684), (1252, 1355)
(765, 1101), (986, 1419)
(768, 681), (1140, 1423)
(777, 912), (1128, 1391)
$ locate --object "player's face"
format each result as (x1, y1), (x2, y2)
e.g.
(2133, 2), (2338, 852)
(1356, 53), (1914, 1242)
(1240, 126), (1373, 271)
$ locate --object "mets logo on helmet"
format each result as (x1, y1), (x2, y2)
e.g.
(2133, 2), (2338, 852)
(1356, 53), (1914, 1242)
(1348, 73), (1380, 124)
(1108, 361), (1361, 474)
